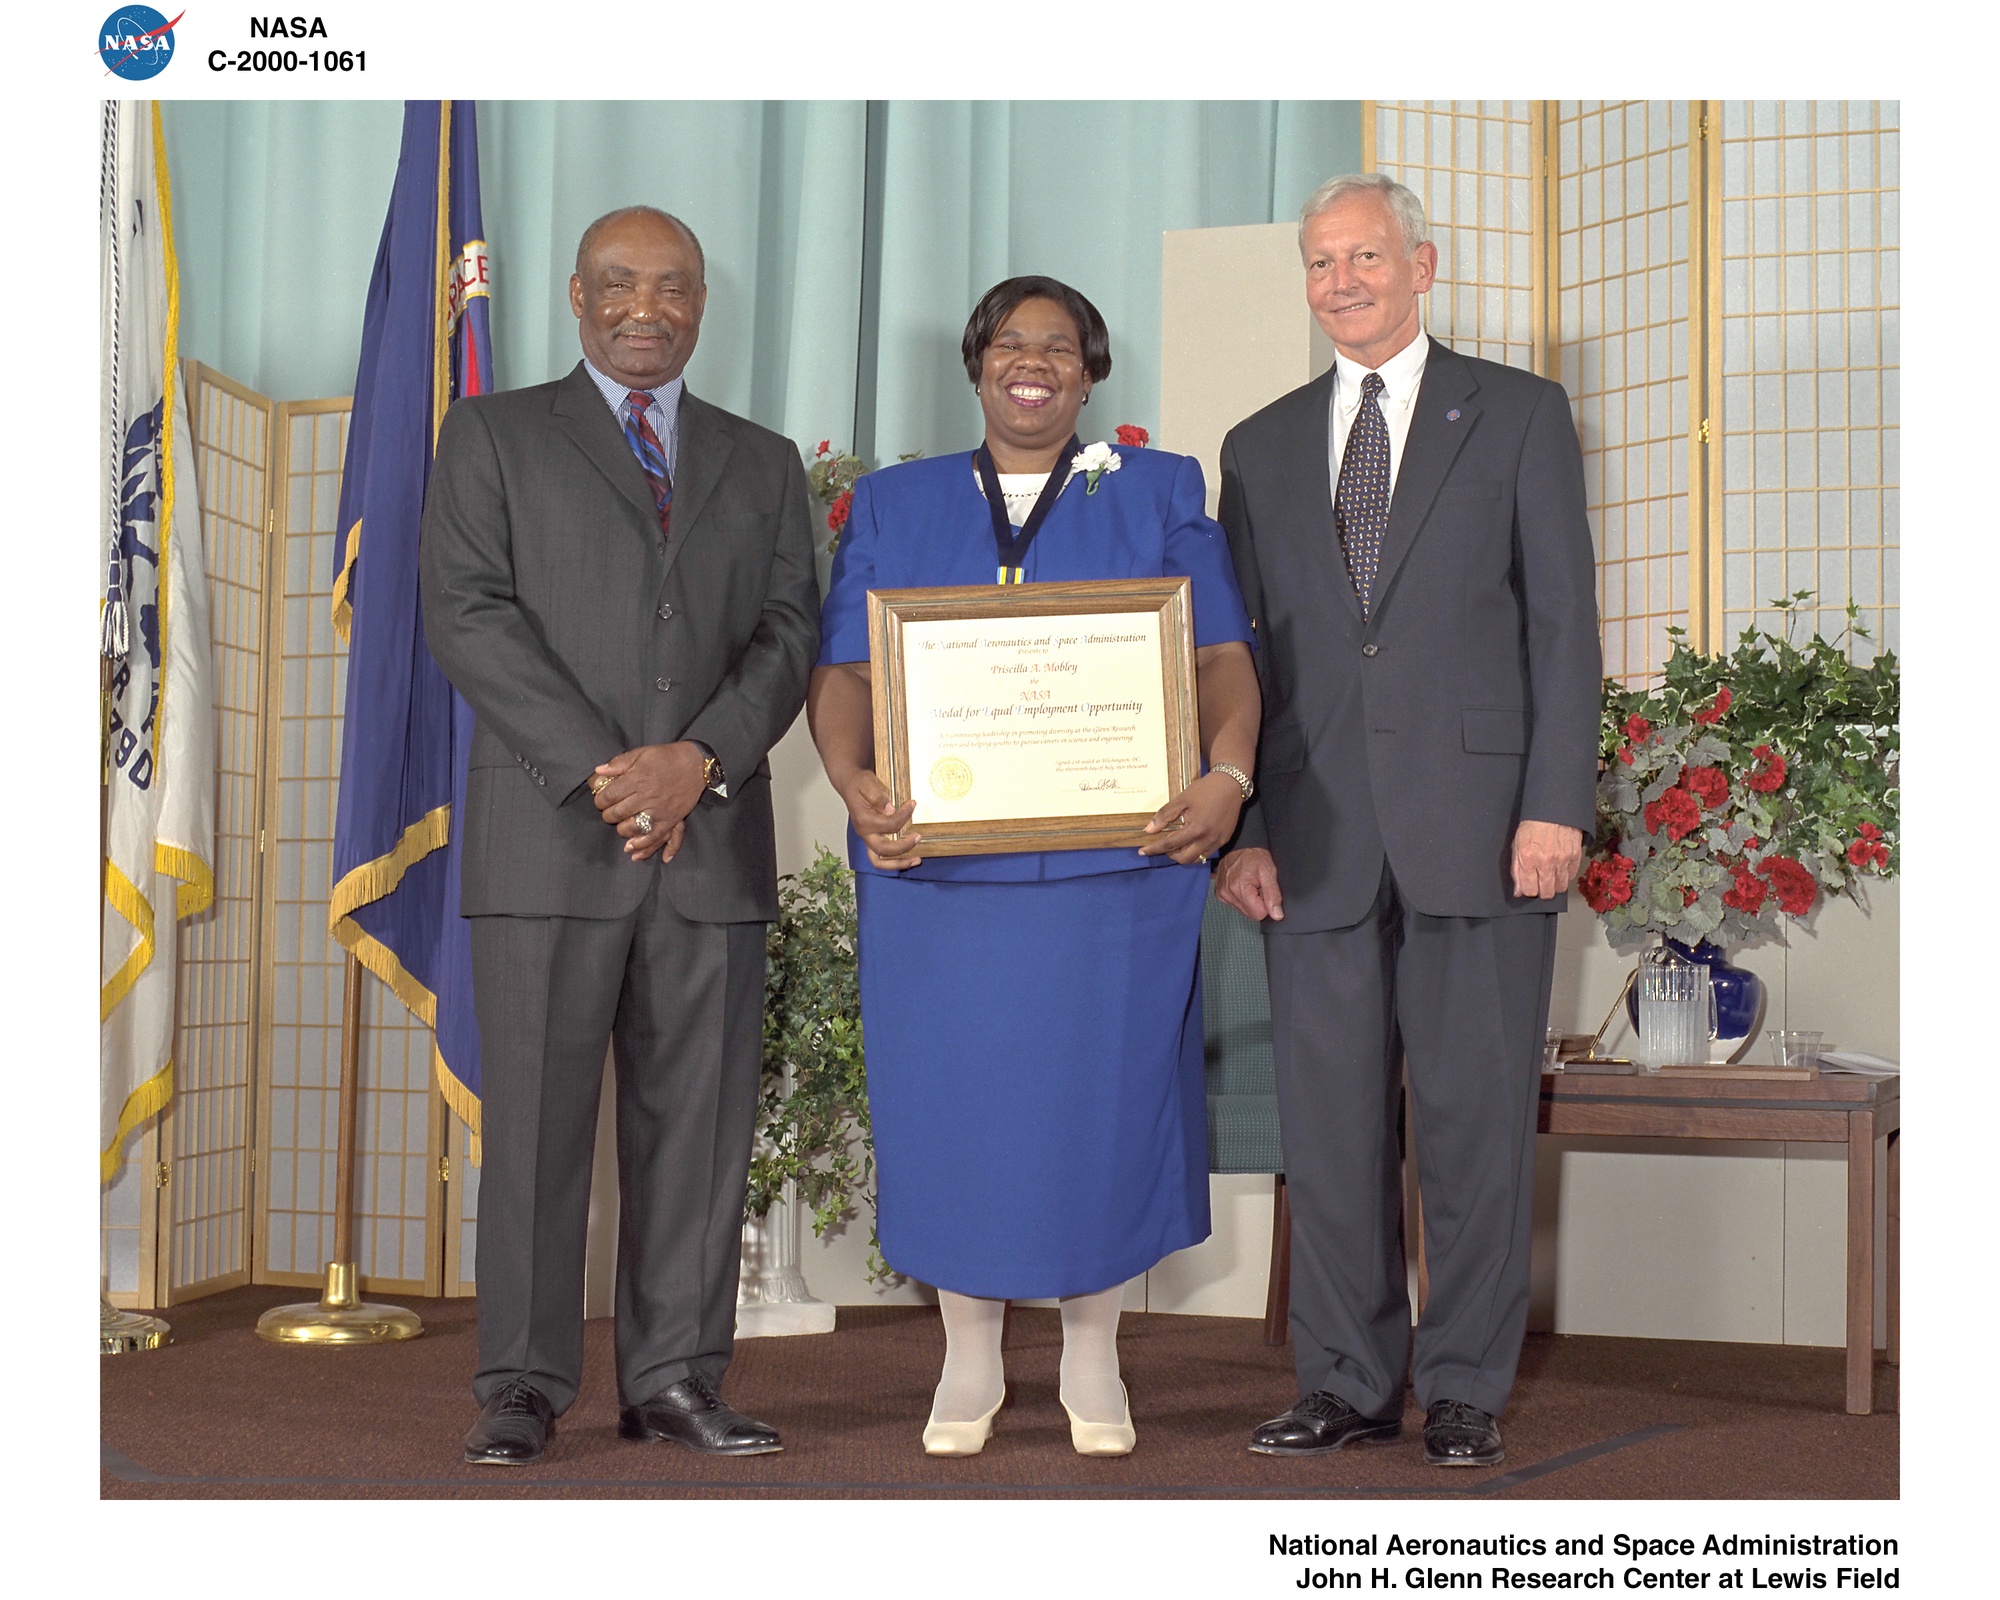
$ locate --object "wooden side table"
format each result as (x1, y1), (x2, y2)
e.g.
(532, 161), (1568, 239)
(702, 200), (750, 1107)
(1540, 1065), (1900, 1414)
(1261, 1069), (1900, 1416)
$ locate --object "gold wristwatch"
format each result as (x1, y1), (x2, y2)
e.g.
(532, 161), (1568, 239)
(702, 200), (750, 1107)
(692, 741), (727, 797)
(1210, 761), (1254, 801)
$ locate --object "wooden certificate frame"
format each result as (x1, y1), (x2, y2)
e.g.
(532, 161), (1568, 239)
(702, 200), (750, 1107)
(866, 577), (1200, 855)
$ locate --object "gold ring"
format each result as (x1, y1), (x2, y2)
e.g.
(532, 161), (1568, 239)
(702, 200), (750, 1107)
(634, 811), (654, 835)
(589, 775), (612, 796)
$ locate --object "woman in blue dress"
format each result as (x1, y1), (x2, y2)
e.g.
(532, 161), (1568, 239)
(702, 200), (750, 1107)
(808, 277), (1259, 1457)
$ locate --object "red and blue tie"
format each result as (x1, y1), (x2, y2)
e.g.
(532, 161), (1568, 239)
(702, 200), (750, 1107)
(1335, 371), (1390, 616)
(621, 389), (673, 535)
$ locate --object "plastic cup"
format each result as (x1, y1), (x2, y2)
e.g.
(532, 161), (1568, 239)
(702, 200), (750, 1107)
(1767, 1029), (1824, 1069)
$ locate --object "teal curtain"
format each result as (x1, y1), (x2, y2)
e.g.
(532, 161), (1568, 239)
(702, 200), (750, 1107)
(163, 100), (1360, 465)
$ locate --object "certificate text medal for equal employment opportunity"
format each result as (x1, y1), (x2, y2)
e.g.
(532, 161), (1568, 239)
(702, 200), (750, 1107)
(866, 578), (1201, 856)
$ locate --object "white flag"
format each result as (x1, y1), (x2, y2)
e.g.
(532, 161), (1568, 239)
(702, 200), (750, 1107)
(101, 101), (215, 1183)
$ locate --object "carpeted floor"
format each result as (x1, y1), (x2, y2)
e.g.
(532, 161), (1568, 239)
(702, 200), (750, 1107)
(100, 1286), (1896, 1499)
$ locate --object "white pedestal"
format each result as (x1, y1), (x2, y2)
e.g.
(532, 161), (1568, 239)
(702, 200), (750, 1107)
(736, 1177), (836, 1338)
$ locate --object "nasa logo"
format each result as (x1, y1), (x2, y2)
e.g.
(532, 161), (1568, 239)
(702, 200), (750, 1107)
(98, 6), (182, 80)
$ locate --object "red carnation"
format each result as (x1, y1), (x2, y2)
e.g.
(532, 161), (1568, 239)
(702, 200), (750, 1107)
(1115, 424), (1150, 448)
(1579, 852), (1636, 913)
(1722, 863), (1768, 915)
(1746, 744), (1788, 794)
(1690, 685), (1733, 725)
(1762, 855), (1818, 917)
(1682, 765), (1729, 809)
(1643, 785), (1703, 842)
(816, 439), (831, 457)
(1624, 714), (1652, 742)
(827, 489), (853, 533)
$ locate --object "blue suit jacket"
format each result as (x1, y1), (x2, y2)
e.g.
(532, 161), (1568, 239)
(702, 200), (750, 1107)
(819, 445), (1251, 883)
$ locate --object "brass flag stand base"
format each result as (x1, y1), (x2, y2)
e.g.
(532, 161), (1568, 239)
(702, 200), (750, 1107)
(102, 1293), (171, 1355)
(256, 1262), (423, 1345)
(257, 955), (424, 1347)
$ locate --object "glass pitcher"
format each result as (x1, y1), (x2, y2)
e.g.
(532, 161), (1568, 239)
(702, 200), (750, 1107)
(1635, 945), (1717, 1071)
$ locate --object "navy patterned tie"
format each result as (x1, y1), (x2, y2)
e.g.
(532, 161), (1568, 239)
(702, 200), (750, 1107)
(621, 389), (673, 535)
(1335, 371), (1390, 616)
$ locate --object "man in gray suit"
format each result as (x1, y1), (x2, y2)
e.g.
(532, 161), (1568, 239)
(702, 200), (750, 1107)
(1216, 174), (1600, 1467)
(422, 207), (819, 1465)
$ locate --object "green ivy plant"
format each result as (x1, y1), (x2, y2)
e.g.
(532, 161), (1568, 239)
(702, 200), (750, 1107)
(747, 846), (887, 1276)
(1583, 595), (1899, 948)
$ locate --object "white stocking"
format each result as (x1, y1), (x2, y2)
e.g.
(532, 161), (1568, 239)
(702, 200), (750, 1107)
(932, 1289), (1007, 1422)
(1058, 1284), (1126, 1423)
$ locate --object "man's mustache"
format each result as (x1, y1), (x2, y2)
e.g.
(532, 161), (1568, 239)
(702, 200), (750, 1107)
(613, 321), (673, 339)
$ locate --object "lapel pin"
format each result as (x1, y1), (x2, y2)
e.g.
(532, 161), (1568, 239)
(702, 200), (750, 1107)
(1445, 408), (1461, 422)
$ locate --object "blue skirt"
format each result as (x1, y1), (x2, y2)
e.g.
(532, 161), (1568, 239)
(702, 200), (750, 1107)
(855, 865), (1212, 1299)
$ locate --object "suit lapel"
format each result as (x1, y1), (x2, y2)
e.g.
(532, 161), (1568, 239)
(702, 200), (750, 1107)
(1373, 338), (1479, 623)
(550, 364), (659, 530)
(663, 393), (733, 586)
(1280, 369), (1363, 625)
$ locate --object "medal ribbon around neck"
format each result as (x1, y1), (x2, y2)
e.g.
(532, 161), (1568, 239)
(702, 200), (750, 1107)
(974, 434), (1081, 584)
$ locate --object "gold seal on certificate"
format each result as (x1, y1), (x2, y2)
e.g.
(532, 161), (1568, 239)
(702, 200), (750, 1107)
(866, 578), (1199, 855)
(929, 756), (974, 800)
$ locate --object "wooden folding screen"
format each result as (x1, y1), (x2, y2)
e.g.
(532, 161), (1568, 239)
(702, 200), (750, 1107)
(104, 365), (469, 1307)
(1364, 100), (1897, 688)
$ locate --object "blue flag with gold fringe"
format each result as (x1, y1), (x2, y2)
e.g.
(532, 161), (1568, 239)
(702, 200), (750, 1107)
(329, 101), (490, 1151)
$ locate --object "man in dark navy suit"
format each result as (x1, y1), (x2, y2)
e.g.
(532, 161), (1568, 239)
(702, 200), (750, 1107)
(1216, 174), (1601, 1467)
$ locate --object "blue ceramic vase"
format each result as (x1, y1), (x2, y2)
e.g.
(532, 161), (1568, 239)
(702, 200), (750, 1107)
(1626, 939), (1767, 1063)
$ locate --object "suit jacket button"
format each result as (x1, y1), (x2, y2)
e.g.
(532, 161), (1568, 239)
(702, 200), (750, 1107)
(655, 676), (673, 691)
(1361, 643), (1379, 657)
(657, 603), (675, 620)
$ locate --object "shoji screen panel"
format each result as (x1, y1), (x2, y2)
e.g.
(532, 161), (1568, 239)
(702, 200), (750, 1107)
(444, 1113), (480, 1297)
(164, 364), (273, 1299)
(1365, 101), (1542, 374)
(254, 400), (443, 1295)
(357, 964), (446, 1294)
(101, 1130), (161, 1306)
(1550, 101), (1700, 687)
(1715, 101), (1898, 660)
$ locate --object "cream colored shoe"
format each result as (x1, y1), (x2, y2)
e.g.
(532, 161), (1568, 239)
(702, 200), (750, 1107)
(1062, 1383), (1136, 1457)
(922, 1388), (1005, 1457)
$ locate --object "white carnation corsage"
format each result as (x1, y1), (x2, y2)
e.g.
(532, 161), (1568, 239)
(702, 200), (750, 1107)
(1068, 440), (1122, 495)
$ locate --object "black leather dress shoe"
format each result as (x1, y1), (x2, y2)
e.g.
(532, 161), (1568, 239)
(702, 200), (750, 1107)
(1424, 1399), (1504, 1466)
(619, 1373), (783, 1456)
(463, 1378), (555, 1465)
(1248, 1390), (1402, 1456)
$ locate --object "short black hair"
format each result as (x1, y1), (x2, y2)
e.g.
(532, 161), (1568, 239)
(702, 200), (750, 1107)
(574, 206), (705, 283)
(960, 276), (1113, 385)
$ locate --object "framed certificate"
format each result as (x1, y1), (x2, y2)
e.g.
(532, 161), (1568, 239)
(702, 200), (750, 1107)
(866, 577), (1200, 855)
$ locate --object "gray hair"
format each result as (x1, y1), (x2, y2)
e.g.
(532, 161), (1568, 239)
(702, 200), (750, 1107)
(574, 205), (706, 283)
(1297, 173), (1430, 257)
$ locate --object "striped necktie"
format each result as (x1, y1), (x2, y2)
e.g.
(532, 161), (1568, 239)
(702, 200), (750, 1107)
(621, 389), (673, 535)
(1334, 371), (1390, 616)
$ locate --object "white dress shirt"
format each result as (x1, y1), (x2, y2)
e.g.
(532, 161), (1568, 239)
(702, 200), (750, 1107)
(1326, 332), (1430, 506)
(583, 359), (685, 482)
